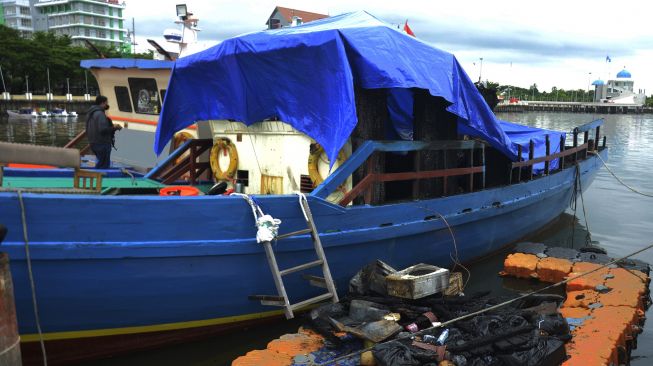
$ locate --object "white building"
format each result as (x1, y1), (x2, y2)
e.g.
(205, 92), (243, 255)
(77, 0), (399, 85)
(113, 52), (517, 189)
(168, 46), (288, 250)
(33, 0), (127, 48)
(593, 68), (646, 105)
(0, 0), (34, 38)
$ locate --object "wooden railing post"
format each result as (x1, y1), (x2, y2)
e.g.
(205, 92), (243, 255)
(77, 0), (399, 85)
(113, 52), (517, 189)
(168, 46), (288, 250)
(559, 135), (565, 170)
(595, 126), (601, 151)
(481, 146), (486, 189)
(528, 140), (534, 180)
(64, 129), (87, 150)
(573, 130), (578, 162)
(583, 131), (589, 159)
(412, 152), (421, 199)
(544, 134), (550, 175)
(364, 157), (375, 204)
(189, 143), (197, 185)
(468, 149), (474, 192)
(516, 144), (523, 183)
(442, 150), (448, 195)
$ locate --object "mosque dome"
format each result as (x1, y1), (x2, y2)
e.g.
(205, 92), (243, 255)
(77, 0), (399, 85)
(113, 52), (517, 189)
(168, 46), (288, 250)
(616, 69), (631, 78)
(591, 79), (605, 86)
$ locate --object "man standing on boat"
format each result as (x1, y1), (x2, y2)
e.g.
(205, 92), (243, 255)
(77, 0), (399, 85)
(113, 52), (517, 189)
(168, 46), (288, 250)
(86, 96), (122, 169)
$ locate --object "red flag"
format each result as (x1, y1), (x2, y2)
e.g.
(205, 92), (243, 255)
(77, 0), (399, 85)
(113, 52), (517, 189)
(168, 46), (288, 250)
(404, 20), (415, 37)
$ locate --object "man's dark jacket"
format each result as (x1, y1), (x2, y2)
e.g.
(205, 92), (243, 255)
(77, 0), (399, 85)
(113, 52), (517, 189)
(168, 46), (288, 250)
(86, 105), (113, 145)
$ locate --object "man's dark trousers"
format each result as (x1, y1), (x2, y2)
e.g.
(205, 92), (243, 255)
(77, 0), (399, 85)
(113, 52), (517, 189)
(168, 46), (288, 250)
(91, 143), (112, 169)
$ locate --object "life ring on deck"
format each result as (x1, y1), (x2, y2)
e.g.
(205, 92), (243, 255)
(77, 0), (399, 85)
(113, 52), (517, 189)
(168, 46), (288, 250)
(307, 143), (346, 188)
(172, 131), (194, 165)
(210, 138), (239, 180)
(173, 131), (194, 149)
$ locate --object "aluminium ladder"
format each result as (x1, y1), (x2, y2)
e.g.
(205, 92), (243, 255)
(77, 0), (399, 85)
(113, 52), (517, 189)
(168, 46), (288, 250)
(249, 195), (339, 319)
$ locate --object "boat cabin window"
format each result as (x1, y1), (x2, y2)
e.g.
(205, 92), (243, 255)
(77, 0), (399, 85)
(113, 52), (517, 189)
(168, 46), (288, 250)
(114, 86), (133, 112)
(127, 77), (161, 115)
(160, 89), (166, 102)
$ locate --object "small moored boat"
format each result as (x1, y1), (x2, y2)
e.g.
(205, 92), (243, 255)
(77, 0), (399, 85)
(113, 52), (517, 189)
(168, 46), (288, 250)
(6, 108), (37, 119)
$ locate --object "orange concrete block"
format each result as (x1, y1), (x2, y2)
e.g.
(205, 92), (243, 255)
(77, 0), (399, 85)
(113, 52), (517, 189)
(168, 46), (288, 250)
(572, 262), (605, 273)
(232, 349), (292, 366)
(560, 353), (607, 366)
(267, 332), (324, 357)
(567, 262), (610, 291)
(598, 289), (641, 309)
(566, 272), (606, 291)
(559, 306), (592, 320)
(503, 253), (540, 279)
(568, 331), (617, 365)
(536, 257), (573, 283)
(579, 319), (626, 347)
(606, 268), (648, 296)
(563, 290), (599, 308)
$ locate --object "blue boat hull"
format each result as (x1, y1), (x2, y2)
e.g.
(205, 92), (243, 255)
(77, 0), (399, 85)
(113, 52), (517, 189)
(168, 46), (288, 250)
(0, 149), (605, 363)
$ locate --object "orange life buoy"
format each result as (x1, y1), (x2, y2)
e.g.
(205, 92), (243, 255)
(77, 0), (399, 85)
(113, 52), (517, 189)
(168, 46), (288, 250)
(172, 131), (194, 165)
(307, 143), (346, 188)
(159, 186), (201, 196)
(209, 138), (239, 181)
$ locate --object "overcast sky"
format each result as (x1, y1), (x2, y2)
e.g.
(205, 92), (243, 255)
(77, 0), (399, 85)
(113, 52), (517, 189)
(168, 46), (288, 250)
(125, 0), (653, 94)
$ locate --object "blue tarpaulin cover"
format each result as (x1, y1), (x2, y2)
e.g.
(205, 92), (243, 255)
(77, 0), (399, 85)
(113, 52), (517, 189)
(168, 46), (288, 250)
(498, 120), (564, 170)
(155, 11), (563, 168)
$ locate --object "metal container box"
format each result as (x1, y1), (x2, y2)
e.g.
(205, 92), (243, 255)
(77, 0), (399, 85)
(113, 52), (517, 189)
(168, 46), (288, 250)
(386, 263), (450, 299)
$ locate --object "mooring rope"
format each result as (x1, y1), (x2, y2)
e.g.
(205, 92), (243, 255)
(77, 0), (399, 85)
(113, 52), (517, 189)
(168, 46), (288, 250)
(0, 337), (20, 358)
(591, 151), (653, 198)
(17, 190), (48, 366)
(569, 162), (592, 247)
(316, 241), (653, 366)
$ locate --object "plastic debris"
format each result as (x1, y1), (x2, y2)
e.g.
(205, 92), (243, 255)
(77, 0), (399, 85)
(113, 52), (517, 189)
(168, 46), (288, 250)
(349, 260), (397, 296)
(436, 329), (449, 345)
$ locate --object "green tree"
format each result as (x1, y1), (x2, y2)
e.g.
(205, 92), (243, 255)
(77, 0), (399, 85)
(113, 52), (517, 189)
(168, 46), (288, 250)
(0, 25), (153, 95)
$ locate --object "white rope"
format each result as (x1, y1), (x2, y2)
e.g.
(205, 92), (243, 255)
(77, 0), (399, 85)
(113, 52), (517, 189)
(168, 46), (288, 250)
(17, 190), (48, 366)
(231, 193), (263, 219)
(246, 133), (263, 176)
(231, 193), (281, 243)
(0, 337), (20, 358)
(295, 192), (309, 222)
(592, 151), (653, 198)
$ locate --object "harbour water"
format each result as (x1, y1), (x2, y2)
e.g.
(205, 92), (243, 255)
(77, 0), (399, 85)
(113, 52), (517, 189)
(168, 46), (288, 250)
(1, 112), (652, 365)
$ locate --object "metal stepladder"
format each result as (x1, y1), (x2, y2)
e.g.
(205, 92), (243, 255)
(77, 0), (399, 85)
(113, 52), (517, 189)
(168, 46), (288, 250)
(249, 194), (339, 319)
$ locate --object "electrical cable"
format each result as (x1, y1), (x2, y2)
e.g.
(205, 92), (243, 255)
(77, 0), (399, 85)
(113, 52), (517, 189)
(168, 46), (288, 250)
(418, 205), (471, 291)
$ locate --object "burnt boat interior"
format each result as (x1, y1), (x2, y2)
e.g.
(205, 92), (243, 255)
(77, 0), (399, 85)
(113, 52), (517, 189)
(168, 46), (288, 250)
(143, 87), (605, 206)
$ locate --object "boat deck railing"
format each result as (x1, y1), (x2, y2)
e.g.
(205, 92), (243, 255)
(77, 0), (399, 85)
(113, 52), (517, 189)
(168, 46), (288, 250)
(312, 140), (485, 206)
(63, 129), (91, 155)
(144, 139), (213, 185)
(509, 118), (605, 184)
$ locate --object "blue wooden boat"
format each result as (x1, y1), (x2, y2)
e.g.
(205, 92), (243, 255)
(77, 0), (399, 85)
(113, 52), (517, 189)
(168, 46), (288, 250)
(0, 11), (607, 364)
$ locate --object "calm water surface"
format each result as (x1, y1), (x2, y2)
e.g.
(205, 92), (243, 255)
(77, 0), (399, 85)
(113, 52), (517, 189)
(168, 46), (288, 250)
(1, 112), (653, 365)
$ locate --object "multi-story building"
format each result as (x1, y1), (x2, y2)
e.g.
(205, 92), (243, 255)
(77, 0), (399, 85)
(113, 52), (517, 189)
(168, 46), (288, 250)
(0, 0), (34, 38)
(33, 0), (127, 48)
(266, 6), (327, 29)
(593, 68), (647, 105)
